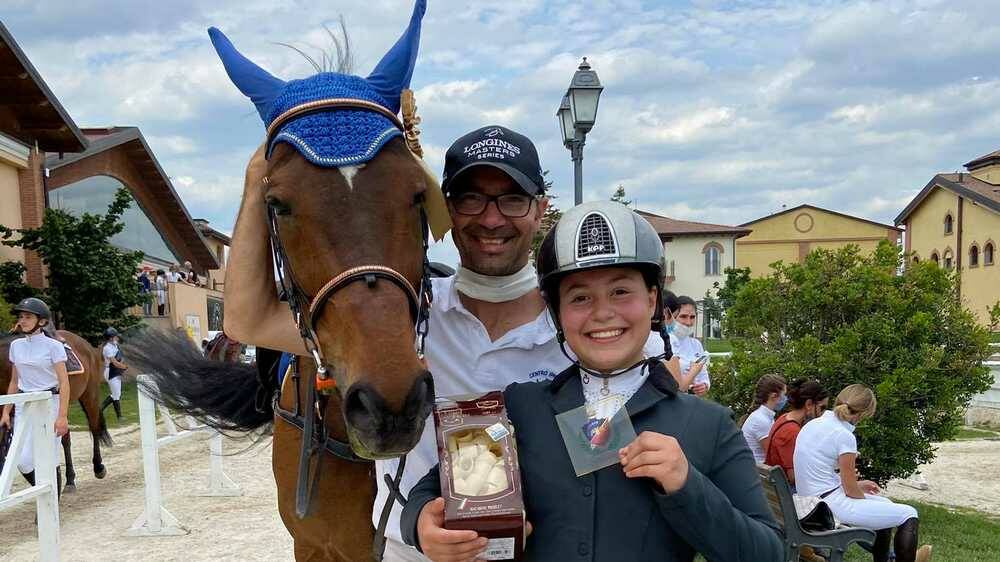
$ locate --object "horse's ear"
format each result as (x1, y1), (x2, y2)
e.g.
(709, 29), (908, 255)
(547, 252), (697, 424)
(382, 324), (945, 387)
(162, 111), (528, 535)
(366, 0), (426, 114)
(208, 27), (286, 121)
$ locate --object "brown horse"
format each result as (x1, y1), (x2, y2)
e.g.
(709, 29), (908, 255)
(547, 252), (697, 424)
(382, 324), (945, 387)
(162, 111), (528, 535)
(0, 331), (112, 490)
(121, 3), (446, 560)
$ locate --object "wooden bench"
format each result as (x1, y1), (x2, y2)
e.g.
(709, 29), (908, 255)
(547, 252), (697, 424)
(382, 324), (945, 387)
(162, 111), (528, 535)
(757, 464), (875, 562)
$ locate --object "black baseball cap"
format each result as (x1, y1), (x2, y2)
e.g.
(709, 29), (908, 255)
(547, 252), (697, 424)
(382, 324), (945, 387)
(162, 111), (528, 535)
(441, 125), (545, 197)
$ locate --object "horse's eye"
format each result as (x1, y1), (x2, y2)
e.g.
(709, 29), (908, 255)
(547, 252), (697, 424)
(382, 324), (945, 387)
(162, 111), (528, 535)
(266, 196), (291, 216)
(413, 191), (426, 206)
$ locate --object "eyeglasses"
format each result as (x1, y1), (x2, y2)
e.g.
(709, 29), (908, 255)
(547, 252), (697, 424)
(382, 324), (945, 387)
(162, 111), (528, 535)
(449, 192), (536, 218)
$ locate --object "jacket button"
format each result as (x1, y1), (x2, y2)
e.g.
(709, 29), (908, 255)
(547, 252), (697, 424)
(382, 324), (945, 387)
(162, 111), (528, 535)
(582, 485), (593, 497)
(578, 543), (589, 556)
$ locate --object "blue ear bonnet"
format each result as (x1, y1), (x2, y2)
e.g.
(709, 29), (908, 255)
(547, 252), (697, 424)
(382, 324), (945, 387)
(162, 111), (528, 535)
(264, 74), (401, 166)
(209, 0), (425, 168)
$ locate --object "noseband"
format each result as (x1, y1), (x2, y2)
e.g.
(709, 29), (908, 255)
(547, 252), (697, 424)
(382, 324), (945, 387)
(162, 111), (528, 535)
(262, 98), (432, 542)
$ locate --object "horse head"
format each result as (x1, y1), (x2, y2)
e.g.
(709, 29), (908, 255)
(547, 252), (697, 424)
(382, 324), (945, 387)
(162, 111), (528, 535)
(210, 0), (448, 459)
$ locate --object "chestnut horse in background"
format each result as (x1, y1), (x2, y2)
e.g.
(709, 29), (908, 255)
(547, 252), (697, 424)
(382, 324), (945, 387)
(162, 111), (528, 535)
(122, 2), (444, 560)
(1, 331), (112, 490)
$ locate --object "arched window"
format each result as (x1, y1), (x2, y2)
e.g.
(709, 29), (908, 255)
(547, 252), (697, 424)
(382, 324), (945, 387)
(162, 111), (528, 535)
(930, 251), (939, 266)
(969, 244), (980, 267)
(943, 249), (953, 270)
(703, 242), (722, 276)
(985, 242), (995, 266)
(944, 213), (953, 234)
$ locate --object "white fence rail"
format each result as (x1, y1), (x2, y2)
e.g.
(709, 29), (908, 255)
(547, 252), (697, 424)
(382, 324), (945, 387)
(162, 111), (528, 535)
(127, 375), (242, 537)
(0, 391), (60, 561)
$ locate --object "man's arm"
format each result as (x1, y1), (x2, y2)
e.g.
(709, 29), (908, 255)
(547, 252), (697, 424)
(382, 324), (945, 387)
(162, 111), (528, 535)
(223, 145), (305, 355)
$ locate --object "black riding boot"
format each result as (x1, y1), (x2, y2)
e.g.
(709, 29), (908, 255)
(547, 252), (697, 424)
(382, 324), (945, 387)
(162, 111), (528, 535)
(112, 399), (122, 420)
(872, 528), (893, 562)
(21, 470), (35, 486)
(893, 517), (920, 562)
(56, 466), (63, 500)
(100, 395), (114, 416)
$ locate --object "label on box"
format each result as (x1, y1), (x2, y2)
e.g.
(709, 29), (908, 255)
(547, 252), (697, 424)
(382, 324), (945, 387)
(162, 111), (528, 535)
(483, 537), (516, 560)
(485, 422), (510, 442)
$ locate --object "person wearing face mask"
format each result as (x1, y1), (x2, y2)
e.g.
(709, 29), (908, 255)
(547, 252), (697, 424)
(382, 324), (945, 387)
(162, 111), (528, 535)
(668, 295), (710, 396)
(764, 378), (829, 487)
(659, 290), (680, 336)
(741, 374), (787, 464)
(794, 385), (932, 562)
(403, 201), (782, 561)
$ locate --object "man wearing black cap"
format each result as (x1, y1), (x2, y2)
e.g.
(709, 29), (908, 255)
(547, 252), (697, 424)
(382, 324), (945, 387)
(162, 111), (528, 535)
(378, 126), (665, 561)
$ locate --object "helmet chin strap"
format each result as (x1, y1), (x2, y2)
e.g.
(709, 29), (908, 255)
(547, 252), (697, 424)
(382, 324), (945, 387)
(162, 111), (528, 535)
(557, 337), (661, 379)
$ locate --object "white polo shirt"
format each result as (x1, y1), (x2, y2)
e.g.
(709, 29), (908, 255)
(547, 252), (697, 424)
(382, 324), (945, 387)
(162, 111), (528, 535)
(103, 341), (120, 378)
(8, 333), (67, 392)
(669, 333), (710, 388)
(742, 404), (775, 463)
(793, 410), (858, 497)
(374, 275), (665, 544)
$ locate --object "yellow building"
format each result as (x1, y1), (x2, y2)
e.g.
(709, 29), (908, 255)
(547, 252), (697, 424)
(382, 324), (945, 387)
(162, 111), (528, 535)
(736, 204), (901, 276)
(896, 150), (1000, 328)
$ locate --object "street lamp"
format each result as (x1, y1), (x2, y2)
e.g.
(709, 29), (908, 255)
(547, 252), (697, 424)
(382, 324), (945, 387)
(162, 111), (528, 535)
(556, 57), (603, 206)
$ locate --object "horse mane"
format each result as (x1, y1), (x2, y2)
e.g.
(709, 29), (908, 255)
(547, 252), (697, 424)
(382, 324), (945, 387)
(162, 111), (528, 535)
(276, 18), (355, 74)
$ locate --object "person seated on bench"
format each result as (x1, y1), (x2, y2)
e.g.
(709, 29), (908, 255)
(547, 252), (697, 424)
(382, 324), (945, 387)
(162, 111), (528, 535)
(741, 374), (786, 463)
(794, 384), (932, 562)
(765, 378), (829, 490)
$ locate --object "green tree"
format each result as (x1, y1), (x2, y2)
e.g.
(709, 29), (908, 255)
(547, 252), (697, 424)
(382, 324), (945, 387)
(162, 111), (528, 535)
(0, 293), (14, 332)
(709, 242), (992, 484)
(1, 187), (144, 342)
(703, 266), (752, 325)
(610, 184), (632, 207)
(0, 261), (39, 305)
(530, 171), (561, 256)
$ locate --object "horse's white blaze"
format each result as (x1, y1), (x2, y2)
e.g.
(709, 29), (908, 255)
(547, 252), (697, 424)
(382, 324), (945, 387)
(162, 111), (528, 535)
(338, 164), (365, 191)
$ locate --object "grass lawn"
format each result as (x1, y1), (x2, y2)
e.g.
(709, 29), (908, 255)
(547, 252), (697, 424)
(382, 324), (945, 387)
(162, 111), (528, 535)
(705, 339), (733, 353)
(843, 501), (1000, 562)
(66, 379), (140, 430)
(951, 426), (1000, 440)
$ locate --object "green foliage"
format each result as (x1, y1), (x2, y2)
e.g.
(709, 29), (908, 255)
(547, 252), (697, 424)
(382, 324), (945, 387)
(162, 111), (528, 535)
(0, 261), (39, 304)
(703, 266), (752, 322)
(708, 241), (993, 484)
(1, 187), (144, 343)
(0, 293), (14, 332)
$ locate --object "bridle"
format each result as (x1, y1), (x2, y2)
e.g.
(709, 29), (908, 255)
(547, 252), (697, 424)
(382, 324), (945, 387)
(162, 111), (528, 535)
(261, 98), (433, 556)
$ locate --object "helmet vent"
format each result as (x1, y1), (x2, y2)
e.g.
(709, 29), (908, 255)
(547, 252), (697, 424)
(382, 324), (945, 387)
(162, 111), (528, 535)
(575, 212), (619, 261)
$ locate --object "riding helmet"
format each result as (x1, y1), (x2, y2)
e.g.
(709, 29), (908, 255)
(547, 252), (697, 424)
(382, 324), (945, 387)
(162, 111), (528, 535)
(11, 297), (52, 320)
(103, 327), (119, 339)
(535, 200), (666, 334)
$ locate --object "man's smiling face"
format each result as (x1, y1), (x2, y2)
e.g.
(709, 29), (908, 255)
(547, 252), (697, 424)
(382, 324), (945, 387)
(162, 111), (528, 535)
(448, 166), (547, 276)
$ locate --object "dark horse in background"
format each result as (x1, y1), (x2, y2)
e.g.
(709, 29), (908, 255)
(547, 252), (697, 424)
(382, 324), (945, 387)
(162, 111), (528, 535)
(122, 2), (447, 560)
(1, 331), (112, 490)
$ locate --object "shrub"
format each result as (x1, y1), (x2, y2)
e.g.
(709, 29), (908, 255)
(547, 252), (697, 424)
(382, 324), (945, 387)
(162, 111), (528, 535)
(709, 241), (992, 484)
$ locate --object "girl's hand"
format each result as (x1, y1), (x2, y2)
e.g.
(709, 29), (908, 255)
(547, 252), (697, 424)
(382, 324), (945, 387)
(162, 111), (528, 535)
(619, 431), (689, 493)
(54, 416), (69, 437)
(417, 497), (488, 562)
(859, 480), (881, 495)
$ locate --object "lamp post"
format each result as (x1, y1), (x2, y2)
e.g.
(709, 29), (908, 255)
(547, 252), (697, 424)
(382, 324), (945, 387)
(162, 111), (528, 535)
(557, 57), (603, 206)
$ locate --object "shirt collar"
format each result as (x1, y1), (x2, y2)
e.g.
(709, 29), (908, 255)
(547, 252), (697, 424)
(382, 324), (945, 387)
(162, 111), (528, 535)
(822, 409), (856, 432)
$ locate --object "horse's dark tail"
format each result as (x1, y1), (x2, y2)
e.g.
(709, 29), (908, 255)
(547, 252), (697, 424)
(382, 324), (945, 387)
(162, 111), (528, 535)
(121, 328), (274, 433)
(79, 398), (113, 447)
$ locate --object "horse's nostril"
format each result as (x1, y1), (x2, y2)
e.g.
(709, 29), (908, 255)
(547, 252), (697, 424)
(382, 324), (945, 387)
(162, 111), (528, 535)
(406, 371), (434, 413)
(344, 385), (381, 429)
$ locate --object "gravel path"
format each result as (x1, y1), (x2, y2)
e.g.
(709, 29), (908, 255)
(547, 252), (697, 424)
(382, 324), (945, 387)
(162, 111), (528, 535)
(0, 423), (293, 561)
(885, 438), (1000, 515)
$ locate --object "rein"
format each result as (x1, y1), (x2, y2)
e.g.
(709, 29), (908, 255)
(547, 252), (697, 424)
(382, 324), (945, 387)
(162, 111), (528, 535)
(263, 97), (432, 560)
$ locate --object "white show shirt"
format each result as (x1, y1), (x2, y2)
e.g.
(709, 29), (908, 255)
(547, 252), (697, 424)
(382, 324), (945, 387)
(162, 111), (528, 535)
(8, 333), (67, 392)
(741, 404), (776, 463)
(669, 333), (711, 389)
(374, 275), (665, 545)
(793, 410), (858, 497)
(103, 341), (119, 378)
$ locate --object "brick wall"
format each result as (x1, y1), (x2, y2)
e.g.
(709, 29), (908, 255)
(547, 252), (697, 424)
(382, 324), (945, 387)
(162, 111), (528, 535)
(16, 148), (46, 287)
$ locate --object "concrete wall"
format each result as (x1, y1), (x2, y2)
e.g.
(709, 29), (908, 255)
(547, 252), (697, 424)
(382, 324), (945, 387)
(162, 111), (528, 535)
(204, 238), (227, 291)
(663, 235), (737, 300)
(970, 163), (1000, 185)
(166, 282), (224, 344)
(737, 207), (899, 277)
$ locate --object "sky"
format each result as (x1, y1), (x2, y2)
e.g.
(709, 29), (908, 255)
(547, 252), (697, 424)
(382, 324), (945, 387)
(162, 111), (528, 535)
(5, 0), (1000, 266)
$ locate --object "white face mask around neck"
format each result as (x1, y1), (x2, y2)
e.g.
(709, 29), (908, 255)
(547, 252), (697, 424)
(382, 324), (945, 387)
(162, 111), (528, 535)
(672, 322), (694, 339)
(454, 262), (538, 303)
